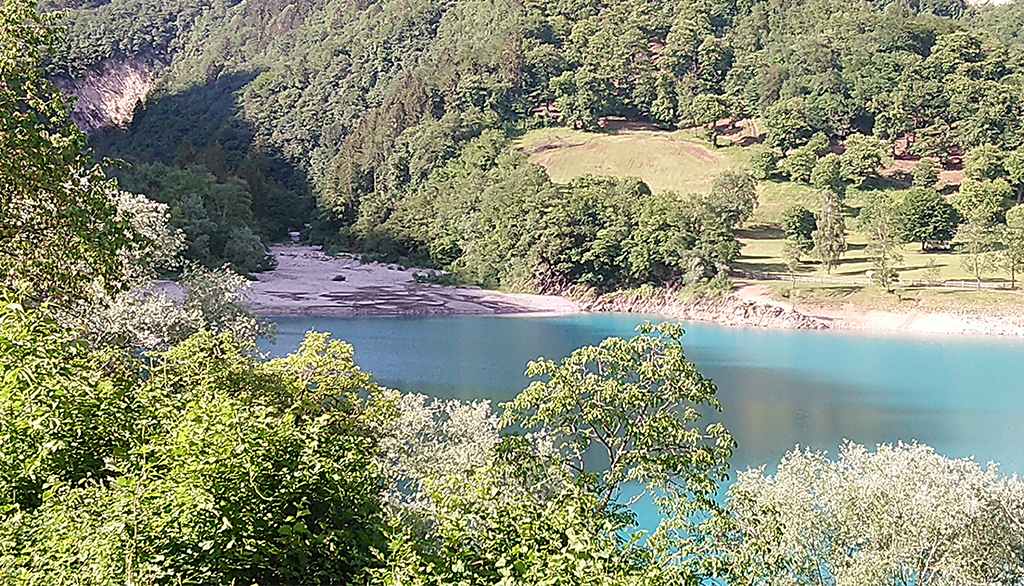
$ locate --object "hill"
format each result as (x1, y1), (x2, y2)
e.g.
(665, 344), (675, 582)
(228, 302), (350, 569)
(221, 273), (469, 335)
(46, 0), (1024, 296)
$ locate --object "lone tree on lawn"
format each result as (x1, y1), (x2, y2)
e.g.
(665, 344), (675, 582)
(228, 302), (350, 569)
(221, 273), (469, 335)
(1001, 205), (1024, 289)
(813, 190), (846, 275)
(858, 191), (903, 293)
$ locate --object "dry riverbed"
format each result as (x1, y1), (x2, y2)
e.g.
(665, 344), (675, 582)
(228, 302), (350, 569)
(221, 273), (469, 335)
(248, 246), (577, 317)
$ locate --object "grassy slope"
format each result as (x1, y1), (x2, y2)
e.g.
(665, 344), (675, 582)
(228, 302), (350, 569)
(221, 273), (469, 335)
(517, 127), (1024, 312)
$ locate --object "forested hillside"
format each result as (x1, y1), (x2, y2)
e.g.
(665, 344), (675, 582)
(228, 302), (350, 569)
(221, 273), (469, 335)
(50, 0), (1024, 289)
(7, 1), (1024, 582)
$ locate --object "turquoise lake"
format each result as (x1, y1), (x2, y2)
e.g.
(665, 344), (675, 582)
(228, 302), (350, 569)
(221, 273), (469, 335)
(262, 314), (1024, 480)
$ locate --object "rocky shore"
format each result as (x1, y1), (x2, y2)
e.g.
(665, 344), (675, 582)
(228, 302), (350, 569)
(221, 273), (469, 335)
(575, 289), (831, 330)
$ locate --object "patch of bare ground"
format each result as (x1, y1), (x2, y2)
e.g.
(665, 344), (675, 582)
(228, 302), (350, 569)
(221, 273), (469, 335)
(249, 245), (578, 317)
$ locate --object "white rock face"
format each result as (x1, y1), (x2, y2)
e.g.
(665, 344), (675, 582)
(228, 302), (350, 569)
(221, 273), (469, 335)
(55, 58), (155, 133)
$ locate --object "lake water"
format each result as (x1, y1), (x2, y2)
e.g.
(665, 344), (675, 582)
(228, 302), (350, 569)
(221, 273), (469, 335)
(262, 314), (1024, 480)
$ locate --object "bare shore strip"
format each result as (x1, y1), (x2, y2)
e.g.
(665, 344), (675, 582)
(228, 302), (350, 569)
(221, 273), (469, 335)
(249, 246), (577, 317)
(251, 246), (1024, 337)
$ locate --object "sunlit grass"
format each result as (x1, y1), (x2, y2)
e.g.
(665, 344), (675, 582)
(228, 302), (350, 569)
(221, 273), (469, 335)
(519, 127), (1024, 310)
(516, 127), (749, 195)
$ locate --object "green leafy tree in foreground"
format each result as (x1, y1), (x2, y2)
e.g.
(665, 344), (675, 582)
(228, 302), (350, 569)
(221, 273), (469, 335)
(0, 0), (151, 303)
(0, 323), (390, 585)
(372, 322), (736, 586)
(504, 322), (734, 519)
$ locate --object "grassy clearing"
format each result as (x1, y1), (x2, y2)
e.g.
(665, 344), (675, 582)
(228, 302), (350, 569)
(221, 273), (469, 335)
(752, 278), (1024, 314)
(516, 128), (748, 195)
(735, 232), (983, 282)
(519, 127), (1024, 311)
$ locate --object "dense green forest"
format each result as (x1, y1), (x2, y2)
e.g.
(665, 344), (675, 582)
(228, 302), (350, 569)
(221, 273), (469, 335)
(5, 1), (1024, 583)
(42, 0), (1024, 290)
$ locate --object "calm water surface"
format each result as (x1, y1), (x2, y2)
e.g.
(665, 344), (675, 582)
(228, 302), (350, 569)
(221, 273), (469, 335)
(262, 314), (1024, 477)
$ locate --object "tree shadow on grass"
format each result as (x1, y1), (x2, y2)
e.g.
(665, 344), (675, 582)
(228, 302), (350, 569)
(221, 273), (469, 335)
(736, 225), (786, 240)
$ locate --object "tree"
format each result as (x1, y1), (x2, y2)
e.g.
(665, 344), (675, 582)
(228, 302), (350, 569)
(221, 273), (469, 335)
(782, 238), (804, 284)
(912, 157), (941, 188)
(709, 441), (1024, 586)
(1003, 148), (1024, 203)
(1002, 205), (1024, 289)
(0, 0), (152, 304)
(779, 147), (818, 183)
(708, 171), (758, 229)
(955, 221), (998, 290)
(764, 98), (815, 152)
(503, 322), (734, 518)
(2, 327), (392, 584)
(894, 188), (960, 250)
(840, 133), (887, 187)
(858, 191), (903, 292)
(748, 146), (779, 180)
(780, 205), (817, 250)
(812, 190), (846, 275)
(952, 178), (1010, 226)
(963, 144), (1004, 181)
(691, 94), (728, 147)
(810, 154), (846, 196)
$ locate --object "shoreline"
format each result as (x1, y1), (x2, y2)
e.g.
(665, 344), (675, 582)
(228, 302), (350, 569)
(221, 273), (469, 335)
(248, 245), (577, 318)
(251, 246), (1024, 338)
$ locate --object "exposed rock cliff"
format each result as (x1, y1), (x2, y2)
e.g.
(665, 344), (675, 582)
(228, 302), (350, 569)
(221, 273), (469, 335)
(54, 59), (155, 133)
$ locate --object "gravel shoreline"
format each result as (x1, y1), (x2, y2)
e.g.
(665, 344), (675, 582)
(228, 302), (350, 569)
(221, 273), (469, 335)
(251, 246), (1024, 337)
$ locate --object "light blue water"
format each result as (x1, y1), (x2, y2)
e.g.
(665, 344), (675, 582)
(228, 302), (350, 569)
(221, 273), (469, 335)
(261, 314), (1024, 479)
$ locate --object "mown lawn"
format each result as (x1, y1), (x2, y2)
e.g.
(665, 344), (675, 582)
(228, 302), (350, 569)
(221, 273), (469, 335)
(516, 128), (749, 195)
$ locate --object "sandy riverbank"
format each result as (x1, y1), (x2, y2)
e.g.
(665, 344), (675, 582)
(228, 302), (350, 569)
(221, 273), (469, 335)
(250, 246), (1024, 337)
(249, 246), (577, 317)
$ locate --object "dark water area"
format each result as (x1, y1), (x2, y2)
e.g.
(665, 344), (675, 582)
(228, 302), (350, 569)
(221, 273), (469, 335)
(262, 314), (1024, 520)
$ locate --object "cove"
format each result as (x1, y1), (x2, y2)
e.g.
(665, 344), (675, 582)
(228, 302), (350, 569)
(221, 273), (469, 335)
(261, 314), (1024, 479)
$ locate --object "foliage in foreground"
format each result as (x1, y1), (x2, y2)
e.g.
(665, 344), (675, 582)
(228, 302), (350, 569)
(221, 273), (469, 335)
(708, 441), (1024, 586)
(5, 300), (1024, 585)
(0, 305), (388, 584)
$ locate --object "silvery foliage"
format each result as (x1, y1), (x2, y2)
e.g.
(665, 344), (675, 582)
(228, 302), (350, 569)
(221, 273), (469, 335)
(378, 391), (562, 523)
(87, 265), (273, 351)
(82, 190), (271, 349)
(723, 441), (1024, 586)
